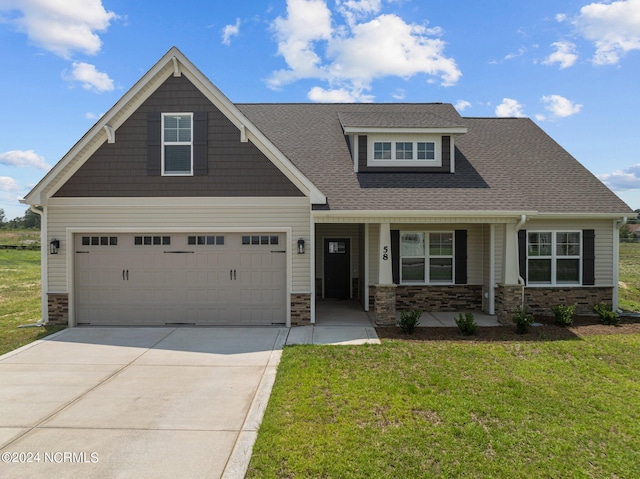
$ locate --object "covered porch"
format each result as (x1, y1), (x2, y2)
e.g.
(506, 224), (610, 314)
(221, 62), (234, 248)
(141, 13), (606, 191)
(312, 213), (529, 326)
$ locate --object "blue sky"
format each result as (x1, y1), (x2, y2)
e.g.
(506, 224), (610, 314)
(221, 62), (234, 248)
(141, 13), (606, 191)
(1, 0), (640, 220)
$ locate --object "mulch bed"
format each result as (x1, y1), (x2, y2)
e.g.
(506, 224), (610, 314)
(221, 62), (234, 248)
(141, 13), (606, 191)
(376, 315), (640, 342)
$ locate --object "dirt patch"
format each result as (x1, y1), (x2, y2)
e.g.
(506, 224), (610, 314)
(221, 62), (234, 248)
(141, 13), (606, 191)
(376, 315), (640, 342)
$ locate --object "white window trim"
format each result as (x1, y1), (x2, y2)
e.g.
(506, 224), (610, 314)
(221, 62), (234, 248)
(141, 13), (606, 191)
(367, 134), (442, 167)
(162, 112), (193, 176)
(400, 231), (455, 285)
(526, 230), (582, 286)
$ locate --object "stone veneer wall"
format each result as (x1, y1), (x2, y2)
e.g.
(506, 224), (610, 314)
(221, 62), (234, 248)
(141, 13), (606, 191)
(495, 285), (524, 325)
(395, 285), (483, 312)
(372, 285), (397, 326)
(290, 293), (311, 325)
(525, 287), (613, 317)
(47, 293), (69, 325)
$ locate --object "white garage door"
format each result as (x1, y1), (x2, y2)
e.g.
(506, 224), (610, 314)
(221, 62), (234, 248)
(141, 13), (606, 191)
(74, 233), (287, 326)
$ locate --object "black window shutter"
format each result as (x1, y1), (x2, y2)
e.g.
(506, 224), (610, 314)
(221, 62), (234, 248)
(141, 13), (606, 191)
(454, 230), (467, 284)
(358, 135), (367, 170)
(391, 229), (400, 284)
(518, 229), (527, 284)
(583, 229), (595, 285)
(147, 112), (161, 176)
(193, 111), (208, 176)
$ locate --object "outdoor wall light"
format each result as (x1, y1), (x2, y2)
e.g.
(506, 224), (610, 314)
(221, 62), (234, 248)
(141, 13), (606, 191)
(49, 239), (60, 255)
(297, 238), (305, 254)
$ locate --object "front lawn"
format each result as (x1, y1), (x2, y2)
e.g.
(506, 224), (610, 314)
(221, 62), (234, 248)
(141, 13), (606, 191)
(248, 335), (640, 478)
(0, 249), (64, 355)
(619, 242), (640, 312)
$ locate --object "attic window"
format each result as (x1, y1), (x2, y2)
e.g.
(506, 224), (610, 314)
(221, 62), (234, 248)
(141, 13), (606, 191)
(162, 113), (192, 175)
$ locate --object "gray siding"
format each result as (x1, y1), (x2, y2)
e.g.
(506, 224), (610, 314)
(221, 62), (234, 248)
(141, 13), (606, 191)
(54, 75), (304, 198)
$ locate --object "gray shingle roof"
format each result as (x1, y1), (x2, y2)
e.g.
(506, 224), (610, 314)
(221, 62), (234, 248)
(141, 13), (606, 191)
(338, 106), (466, 129)
(236, 103), (631, 214)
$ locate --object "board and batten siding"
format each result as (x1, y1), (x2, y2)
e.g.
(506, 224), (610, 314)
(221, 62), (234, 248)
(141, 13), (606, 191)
(46, 198), (312, 293)
(523, 219), (615, 286)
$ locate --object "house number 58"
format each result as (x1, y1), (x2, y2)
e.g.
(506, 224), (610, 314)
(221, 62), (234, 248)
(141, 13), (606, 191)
(382, 246), (389, 261)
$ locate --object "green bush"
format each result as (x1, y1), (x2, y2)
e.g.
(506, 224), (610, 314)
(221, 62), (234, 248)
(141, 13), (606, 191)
(397, 309), (422, 335)
(512, 306), (534, 334)
(551, 304), (576, 326)
(455, 312), (477, 335)
(593, 303), (620, 326)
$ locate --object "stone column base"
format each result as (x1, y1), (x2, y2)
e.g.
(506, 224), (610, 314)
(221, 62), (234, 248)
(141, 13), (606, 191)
(290, 293), (311, 325)
(47, 293), (69, 325)
(495, 284), (524, 325)
(373, 284), (397, 326)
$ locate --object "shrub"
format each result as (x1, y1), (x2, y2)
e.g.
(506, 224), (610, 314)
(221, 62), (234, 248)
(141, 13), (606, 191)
(593, 303), (620, 326)
(551, 304), (576, 327)
(397, 309), (422, 335)
(455, 312), (477, 336)
(512, 306), (534, 334)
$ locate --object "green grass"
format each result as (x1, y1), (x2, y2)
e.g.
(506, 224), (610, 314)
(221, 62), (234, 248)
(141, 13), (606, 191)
(0, 249), (64, 356)
(619, 242), (640, 312)
(248, 337), (640, 478)
(0, 229), (40, 247)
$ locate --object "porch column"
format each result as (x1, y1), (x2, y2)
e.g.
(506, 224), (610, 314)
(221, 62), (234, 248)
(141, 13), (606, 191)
(374, 223), (397, 326)
(495, 221), (524, 324)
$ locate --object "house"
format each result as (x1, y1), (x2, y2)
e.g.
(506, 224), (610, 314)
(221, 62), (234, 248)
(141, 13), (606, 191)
(23, 47), (633, 327)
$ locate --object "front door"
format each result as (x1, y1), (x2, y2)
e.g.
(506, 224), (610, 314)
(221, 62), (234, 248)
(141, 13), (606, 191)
(324, 238), (350, 299)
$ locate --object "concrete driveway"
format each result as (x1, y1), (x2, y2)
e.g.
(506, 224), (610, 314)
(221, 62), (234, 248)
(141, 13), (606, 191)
(0, 327), (287, 479)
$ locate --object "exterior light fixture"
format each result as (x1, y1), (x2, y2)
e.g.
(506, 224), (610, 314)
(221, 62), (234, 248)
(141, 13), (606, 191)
(297, 238), (305, 254)
(49, 239), (60, 255)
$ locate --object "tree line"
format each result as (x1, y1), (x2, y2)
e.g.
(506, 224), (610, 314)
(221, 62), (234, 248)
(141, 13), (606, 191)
(0, 208), (41, 229)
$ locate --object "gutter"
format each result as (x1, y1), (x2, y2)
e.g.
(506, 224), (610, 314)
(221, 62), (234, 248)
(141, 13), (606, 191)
(613, 216), (629, 312)
(515, 215), (527, 307)
(20, 202), (48, 324)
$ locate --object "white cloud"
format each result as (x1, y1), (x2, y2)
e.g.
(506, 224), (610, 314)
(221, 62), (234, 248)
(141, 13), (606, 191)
(69, 62), (114, 93)
(0, 0), (117, 58)
(597, 164), (640, 190)
(573, 0), (640, 65)
(308, 85), (373, 102)
(221, 18), (240, 45)
(85, 112), (101, 120)
(543, 41), (578, 69)
(0, 176), (21, 193)
(504, 47), (527, 60)
(269, 1), (461, 101)
(555, 13), (568, 22)
(391, 88), (405, 100)
(541, 94), (583, 117)
(535, 113), (546, 121)
(0, 150), (51, 170)
(454, 100), (471, 112)
(495, 98), (525, 117)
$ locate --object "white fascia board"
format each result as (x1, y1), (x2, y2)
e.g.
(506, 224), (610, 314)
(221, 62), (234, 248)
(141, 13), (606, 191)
(313, 209), (538, 219)
(175, 54), (327, 205)
(25, 47), (326, 206)
(533, 212), (632, 220)
(342, 126), (468, 135)
(25, 49), (178, 205)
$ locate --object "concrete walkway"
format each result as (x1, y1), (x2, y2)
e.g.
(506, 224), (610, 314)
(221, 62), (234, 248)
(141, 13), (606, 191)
(0, 327), (287, 479)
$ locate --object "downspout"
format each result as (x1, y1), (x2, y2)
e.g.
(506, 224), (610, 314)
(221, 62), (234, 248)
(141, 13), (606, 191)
(613, 216), (628, 312)
(515, 214), (527, 308)
(28, 204), (48, 324)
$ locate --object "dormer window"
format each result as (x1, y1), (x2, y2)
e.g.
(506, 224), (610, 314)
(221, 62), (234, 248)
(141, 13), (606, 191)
(369, 135), (442, 167)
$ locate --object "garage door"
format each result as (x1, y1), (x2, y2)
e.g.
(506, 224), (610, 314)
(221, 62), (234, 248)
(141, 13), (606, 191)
(74, 233), (287, 326)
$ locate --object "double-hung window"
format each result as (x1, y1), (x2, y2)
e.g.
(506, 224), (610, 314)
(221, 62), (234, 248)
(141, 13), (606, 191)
(162, 113), (193, 175)
(527, 231), (581, 285)
(400, 232), (454, 284)
(369, 136), (441, 167)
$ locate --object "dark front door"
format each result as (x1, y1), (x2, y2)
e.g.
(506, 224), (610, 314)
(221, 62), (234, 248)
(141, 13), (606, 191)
(324, 238), (350, 299)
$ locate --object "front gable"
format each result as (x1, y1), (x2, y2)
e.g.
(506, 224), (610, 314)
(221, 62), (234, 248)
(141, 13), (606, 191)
(25, 47), (325, 205)
(54, 75), (304, 198)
